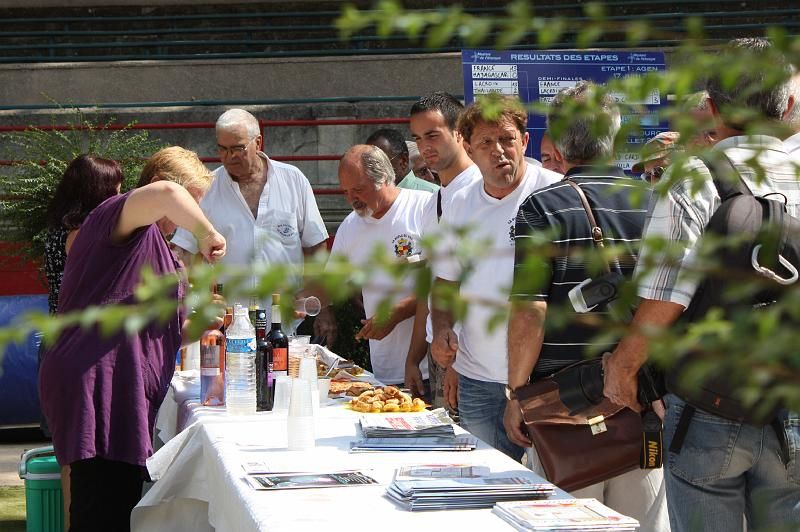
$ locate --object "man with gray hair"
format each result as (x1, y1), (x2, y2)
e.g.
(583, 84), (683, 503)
(503, 80), (668, 530)
(171, 108), (328, 312)
(314, 144), (430, 385)
(604, 38), (800, 530)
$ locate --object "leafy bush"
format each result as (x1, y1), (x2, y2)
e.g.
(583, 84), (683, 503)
(0, 106), (164, 264)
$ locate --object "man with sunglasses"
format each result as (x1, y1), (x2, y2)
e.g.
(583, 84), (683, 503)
(171, 108), (328, 314)
(631, 131), (680, 183)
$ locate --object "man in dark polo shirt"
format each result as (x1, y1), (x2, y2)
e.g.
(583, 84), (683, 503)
(502, 81), (668, 530)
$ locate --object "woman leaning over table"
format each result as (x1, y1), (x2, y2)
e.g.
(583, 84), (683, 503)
(41, 154), (125, 526)
(39, 146), (226, 532)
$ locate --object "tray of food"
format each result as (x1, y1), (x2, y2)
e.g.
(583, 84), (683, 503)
(346, 386), (427, 413)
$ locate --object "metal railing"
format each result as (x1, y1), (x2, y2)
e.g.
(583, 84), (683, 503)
(0, 2), (796, 63)
(0, 116), (413, 197)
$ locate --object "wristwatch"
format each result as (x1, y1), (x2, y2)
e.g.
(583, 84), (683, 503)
(504, 385), (518, 401)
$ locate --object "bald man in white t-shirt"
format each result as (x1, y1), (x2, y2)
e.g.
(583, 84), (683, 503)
(314, 145), (431, 385)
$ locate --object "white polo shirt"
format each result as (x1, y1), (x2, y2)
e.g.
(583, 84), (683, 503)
(434, 163), (561, 383)
(329, 188), (431, 384)
(172, 152), (328, 310)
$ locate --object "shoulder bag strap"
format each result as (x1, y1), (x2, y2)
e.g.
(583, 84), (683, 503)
(563, 178), (611, 275)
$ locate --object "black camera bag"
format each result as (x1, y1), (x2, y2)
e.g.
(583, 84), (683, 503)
(666, 154), (800, 426)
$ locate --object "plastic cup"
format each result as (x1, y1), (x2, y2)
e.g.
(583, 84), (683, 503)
(290, 335), (311, 345)
(182, 341), (201, 371)
(287, 379), (315, 450)
(299, 356), (318, 385)
(272, 375), (293, 411)
(294, 296), (322, 317)
(317, 378), (331, 406)
(288, 344), (310, 378)
(288, 378), (314, 416)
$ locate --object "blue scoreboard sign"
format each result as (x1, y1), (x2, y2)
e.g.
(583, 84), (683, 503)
(461, 49), (668, 170)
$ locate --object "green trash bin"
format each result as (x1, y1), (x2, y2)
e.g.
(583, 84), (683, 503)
(18, 445), (64, 532)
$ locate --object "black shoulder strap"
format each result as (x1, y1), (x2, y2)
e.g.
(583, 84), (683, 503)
(698, 153), (752, 201)
(436, 189), (442, 222)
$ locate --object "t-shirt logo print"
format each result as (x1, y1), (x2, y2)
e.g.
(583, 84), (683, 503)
(392, 234), (415, 258)
(276, 223), (296, 238)
(507, 217), (516, 245)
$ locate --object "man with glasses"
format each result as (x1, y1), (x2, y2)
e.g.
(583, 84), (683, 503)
(366, 128), (439, 193)
(171, 108), (328, 313)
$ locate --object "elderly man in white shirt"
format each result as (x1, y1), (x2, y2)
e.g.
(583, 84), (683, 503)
(171, 109), (328, 314)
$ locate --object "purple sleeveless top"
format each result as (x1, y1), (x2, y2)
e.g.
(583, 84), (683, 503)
(39, 192), (187, 466)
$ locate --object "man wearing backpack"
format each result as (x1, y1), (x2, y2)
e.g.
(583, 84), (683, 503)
(603, 38), (800, 531)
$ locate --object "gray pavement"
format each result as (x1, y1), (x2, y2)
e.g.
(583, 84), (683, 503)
(0, 441), (41, 487)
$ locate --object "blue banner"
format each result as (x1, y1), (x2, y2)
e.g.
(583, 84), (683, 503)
(462, 49), (668, 169)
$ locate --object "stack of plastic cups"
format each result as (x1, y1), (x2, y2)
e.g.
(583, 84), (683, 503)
(272, 376), (293, 412)
(286, 378), (315, 450)
(298, 356), (320, 415)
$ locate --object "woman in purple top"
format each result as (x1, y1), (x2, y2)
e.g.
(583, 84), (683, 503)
(39, 146), (226, 532)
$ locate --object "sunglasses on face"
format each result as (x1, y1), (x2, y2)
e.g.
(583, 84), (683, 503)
(640, 166), (665, 182)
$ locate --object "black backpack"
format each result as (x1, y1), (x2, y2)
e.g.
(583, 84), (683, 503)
(666, 153), (800, 426)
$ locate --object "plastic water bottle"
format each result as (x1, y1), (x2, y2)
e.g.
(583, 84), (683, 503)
(225, 304), (257, 415)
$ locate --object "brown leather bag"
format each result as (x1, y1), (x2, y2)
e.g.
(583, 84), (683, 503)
(515, 362), (642, 492)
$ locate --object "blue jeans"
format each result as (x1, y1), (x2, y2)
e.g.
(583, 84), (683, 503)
(457, 374), (523, 461)
(663, 393), (800, 531)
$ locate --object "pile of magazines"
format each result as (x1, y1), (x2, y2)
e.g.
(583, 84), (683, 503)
(359, 409), (456, 438)
(385, 465), (555, 511)
(352, 409), (478, 452)
(492, 499), (639, 531)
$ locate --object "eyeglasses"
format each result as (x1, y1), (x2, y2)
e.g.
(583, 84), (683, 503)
(217, 138), (255, 157)
(640, 166), (665, 182)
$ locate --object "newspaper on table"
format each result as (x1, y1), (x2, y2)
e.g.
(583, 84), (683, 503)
(492, 498), (639, 531)
(359, 408), (456, 438)
(385, 464), (555, 511)
(350, 435), (477, 453)
(244, 470), (378, 491)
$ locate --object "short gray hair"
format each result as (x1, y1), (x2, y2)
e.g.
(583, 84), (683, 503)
(361, 145), (394, 188)
(546, 80), (621, 163)
(216, 108), (260, 138)
(706, 38), (793, 126)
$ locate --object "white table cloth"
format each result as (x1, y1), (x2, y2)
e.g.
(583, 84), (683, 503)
(134, 403), (570, 532)
(154, 370), (201, 445)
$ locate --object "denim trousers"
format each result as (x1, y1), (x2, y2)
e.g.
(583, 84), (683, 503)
(663, 393), (800, 531)
(457, 373), (523, 461)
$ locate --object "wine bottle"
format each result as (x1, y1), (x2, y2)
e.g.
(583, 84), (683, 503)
(255, 308), (273, 411)
(267, 293), (289, 376)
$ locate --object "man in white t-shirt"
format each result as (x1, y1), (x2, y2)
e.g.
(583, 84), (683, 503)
(404, 92), (481, 407)
(431, 97), (561, 459)
(171, 109), (328, 315)
(315, 145), (430, 385)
